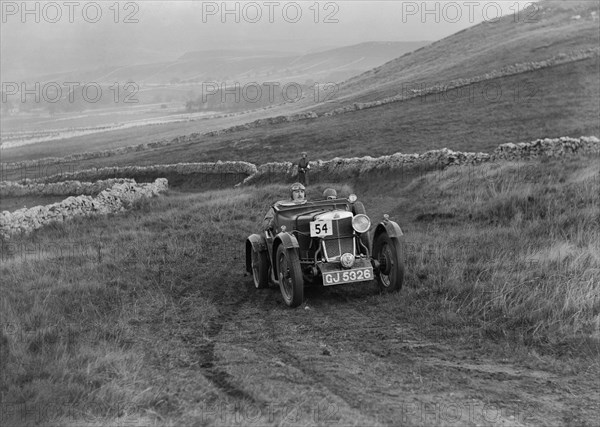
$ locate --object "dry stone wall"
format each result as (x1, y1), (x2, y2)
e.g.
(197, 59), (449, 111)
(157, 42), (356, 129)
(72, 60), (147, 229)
(5, 136), (596, 191)
(0, 178), (134, 197)
(492, 136), (599, 160)
(3, 136), (597, 192)
(0, 178), (168, 240)
(1, 136), (597, 239)
(28, 161), (257, 184)
(240, 136), (600, 185)
(204, 112), (319, 137)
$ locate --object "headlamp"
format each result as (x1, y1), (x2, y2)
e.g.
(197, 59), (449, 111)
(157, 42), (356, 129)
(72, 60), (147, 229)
(352, 214), (371, 233)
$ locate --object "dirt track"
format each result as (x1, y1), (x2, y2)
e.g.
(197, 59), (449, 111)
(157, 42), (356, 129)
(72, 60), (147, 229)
(35, 183), (591, 427)
(136, 257), (599, 427)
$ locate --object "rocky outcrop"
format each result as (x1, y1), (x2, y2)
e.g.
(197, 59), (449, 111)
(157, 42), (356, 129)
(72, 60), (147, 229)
(0, 179), (168, 239)
(0, 178), (134, 197)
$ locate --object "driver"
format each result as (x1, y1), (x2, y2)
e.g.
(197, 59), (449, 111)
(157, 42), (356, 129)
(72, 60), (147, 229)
(290, 182), (307, 203)
(263, 182), (306, 230)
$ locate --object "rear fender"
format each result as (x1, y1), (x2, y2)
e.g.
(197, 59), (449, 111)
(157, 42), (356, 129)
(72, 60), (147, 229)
(245, 234), (267, 273)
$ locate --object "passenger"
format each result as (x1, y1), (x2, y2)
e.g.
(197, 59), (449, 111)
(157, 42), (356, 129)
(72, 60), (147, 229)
(322, 188), (337, 200)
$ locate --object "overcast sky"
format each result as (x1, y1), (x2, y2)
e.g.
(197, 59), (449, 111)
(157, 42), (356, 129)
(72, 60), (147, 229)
(1, 1), (540, 80)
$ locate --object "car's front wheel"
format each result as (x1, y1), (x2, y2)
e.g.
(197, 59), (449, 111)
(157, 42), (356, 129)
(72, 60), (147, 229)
(251, 246), (269, 289)
(276, 245), (304, 307)
(373, 232), (404, 292)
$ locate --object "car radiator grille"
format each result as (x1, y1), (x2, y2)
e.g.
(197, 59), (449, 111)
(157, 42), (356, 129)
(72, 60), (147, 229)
(323, 217), (355, 260)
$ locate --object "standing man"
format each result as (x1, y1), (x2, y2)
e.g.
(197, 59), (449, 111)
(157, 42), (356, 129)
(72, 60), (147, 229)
(298, 152), (310, 186)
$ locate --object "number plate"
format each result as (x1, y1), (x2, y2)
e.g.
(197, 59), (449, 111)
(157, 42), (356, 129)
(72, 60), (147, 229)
(323, 267), (373, 286)
(310, 220), (333, 237)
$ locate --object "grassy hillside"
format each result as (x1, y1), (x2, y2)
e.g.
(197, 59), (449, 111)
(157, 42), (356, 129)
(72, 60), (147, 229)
(1, 154), (598, 424)
(1, 2), (597, 166)
(3, 54), (596, 176)
(321, 0), (600, 108)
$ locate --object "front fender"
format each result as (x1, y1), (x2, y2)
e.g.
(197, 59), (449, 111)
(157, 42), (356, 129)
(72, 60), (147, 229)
(271, 232), (300, 276)
(274, 231), (300, 250)
(373, 217), (403, 245)
(245, 233), (267, 273)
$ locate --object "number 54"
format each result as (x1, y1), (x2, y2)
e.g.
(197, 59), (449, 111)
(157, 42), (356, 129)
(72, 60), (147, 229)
(315, 223), (328, 234)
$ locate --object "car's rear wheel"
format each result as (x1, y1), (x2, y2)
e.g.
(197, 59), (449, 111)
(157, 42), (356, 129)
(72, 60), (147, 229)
(373, 232), (404, 292)
(353, 201), (373, 255)
(276, 245), (304, 307)
(251, 246), (269, 289)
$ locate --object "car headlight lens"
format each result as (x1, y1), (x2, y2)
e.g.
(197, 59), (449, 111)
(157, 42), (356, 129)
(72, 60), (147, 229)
(340, 252), (355, 268)
(352, 214), (371, 233)
(348, 194), (358, 203)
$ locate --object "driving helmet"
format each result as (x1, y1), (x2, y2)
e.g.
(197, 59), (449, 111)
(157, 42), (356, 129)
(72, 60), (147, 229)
(290, 182), (306, 199)
(323, 188), (337, 199)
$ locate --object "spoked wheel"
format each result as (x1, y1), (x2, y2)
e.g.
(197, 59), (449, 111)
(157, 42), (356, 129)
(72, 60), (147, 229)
(276, 245), (304, 307)
(373, 232), (404, 292)
(251, 246), (269, 289)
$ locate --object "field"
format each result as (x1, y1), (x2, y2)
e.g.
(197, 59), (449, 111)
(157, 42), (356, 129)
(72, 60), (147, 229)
(0, 107), (272, 164)
(3, 1), (598, 168)
(2, 155), (599, 425)
(2, 2), (599, 425)
(2, 55), (598, 178)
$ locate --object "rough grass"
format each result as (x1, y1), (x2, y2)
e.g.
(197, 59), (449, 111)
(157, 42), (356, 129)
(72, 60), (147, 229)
(372, 155), (600, 351)
(1, 155), (598, 424)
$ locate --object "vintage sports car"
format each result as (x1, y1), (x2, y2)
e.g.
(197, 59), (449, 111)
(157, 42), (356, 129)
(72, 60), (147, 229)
(245, 193), (405, 307)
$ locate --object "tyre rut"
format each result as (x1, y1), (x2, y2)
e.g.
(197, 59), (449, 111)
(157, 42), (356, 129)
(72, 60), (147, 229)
(195, 302), (259, 403)
(173, 277), (264, 406)
(252, 302), (420, 425)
